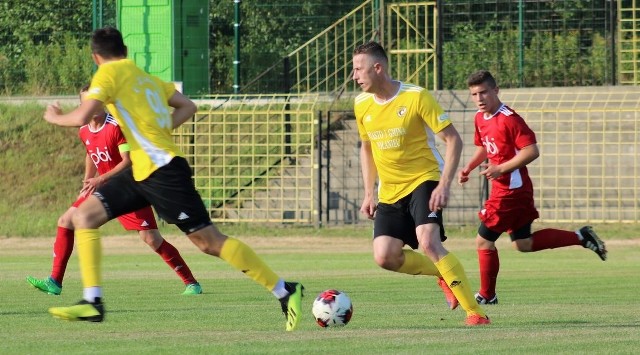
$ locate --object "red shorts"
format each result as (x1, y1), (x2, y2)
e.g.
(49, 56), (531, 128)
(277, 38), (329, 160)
(479, 193), (539, 234)
(72, 195), (158, 231)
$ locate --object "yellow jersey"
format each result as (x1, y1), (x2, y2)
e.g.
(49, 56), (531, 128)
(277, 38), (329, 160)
(355, 82), (451, 204)
(86, 59), (181, 181)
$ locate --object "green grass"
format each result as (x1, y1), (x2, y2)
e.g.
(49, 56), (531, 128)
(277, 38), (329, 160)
(1, 235), (637, 354)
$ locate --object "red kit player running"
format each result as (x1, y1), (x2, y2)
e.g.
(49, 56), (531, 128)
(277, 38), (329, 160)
(27, 85), (202, 296)
(458, 70), (607, 305)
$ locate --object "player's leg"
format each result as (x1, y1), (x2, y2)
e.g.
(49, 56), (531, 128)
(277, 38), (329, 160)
(143, 157), (304, 331)
(186, 224), (303, 330)
(411, 181), (489, 325)
(373, 199), (457, 309)
(142, 229), (202, 294)
(118, 206), (202, 294)
(26, 205), (78, 295)
(49, 168), (145, 322)
(514, 225), (607, 260)
(49, 196), (110, 322)
(476, 224), (500, 305)
(416, 223), (488, 324)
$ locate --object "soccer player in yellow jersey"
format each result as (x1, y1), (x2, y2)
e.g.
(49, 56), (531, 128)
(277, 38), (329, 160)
(42, 26), (303, 331)
(352, 41), (489, 325)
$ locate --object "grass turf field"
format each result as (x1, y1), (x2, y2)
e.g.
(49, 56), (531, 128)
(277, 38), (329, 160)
(0, 233), (638, 354)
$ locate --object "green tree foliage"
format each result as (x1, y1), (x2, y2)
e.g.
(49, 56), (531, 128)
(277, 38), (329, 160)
(0, 1), (616, 95)
(442, 21), (608, 89)
(0, 0), (94, 94)
(210, 0), (359, 93)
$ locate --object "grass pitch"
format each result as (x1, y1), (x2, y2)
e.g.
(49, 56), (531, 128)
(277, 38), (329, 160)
(0, 234), (638, 354)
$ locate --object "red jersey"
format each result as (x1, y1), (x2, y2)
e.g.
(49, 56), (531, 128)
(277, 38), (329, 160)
(474, 104), (539, 232)
(74, 113), (157, 231)
(473, 104), (537, 196)
(78, 114), (126, 175)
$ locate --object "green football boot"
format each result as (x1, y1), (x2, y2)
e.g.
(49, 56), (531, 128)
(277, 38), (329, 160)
(182, 283), (203, 295)
(26, 276), (62, 295)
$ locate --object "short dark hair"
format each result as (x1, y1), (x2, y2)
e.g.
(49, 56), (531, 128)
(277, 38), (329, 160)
(353, 41), (388, 63)
(91, 26), (127, 59)
(466, 70), (497, 88)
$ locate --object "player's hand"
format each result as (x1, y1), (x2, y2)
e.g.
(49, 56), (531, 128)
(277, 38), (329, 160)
(359, 197), (377, 220)
(79, 184), (95, 198)
(83, 176), (103, 191)
(43, 102), (62, 123)
(429, 184), (450, 211)
(479, 163), (502, 180)
(458, 169), (470, 185)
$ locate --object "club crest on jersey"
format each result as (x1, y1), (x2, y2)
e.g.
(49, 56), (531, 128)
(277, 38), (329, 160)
(396, 106), (407, 118)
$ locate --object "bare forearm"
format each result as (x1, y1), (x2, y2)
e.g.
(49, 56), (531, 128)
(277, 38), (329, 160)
(499, 144), (539, 174)
(360, 142), (377, 197)
(439, 131), (463, 188)
(462, 146), (488, 173)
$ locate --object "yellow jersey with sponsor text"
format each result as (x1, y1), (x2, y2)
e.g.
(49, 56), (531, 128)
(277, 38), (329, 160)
(86, 59), (181, 181)
(355, 82), (451, 204)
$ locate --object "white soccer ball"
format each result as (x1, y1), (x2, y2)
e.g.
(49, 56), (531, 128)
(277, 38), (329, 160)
(312, 289), (353, 327)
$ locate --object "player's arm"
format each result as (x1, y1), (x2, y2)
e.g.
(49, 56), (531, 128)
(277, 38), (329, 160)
(458, 146), (488, 185)
(43, 99), (103, 127)
(359, 140), (378, 219)
(83, 145), (131, 190)
(431, 124), (463, 211)
(79, 154), (98, 198)
(99, 149), (132, 182)
(484, 143), (539, 178)
(168, 91), (197, 129)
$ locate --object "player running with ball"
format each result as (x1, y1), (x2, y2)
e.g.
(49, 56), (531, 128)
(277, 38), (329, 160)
(352, 41), (490, 326)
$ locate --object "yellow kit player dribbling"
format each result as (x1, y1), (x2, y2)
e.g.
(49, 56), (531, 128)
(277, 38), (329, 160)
(353, 41), (489, 326)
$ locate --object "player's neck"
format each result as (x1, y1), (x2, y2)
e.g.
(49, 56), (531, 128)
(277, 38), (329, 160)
(94, 54), (127, 65)
(484, 102), (504, 118)
(89, 115), (107, 130)
(374, 80), (400, 102)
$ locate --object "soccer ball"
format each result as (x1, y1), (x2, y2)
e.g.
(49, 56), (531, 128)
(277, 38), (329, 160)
(312, 289), (353, 327)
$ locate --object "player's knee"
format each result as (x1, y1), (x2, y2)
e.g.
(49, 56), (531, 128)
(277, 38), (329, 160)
(57, 215), (73, 229)
(70, 209), (92, 229)
(373, 253), (401, 271)
(188, 228), (225, 256)
(512, 239), (533, 252)
(139, 230), (163, 249)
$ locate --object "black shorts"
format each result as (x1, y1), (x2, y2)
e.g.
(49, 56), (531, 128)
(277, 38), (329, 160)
(94, 157), (212, 234)
(373, 180), (446, 249)
(478, 222), (532, 242)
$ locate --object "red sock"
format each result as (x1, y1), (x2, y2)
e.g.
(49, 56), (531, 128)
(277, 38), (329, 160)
(155, 240), (197, 285)
(477, 248), (499, 299)
(531, 228), (580, 251)
(50, 227), (75, 284)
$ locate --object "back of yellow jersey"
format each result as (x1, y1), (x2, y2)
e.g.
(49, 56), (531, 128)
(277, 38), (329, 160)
(86, 59), (181, 181)
(354, 82), (451, 204)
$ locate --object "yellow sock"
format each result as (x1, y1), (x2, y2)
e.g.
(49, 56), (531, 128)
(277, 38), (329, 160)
(219, 237), (280, 291)
(435, 252), (486, 317)
(75, 229), (102, 287)
(396, 249), (441, 277)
